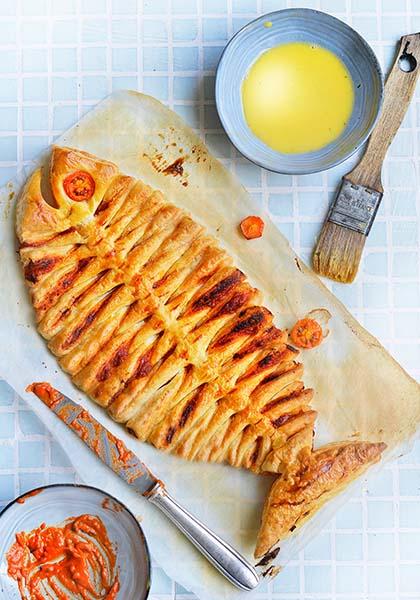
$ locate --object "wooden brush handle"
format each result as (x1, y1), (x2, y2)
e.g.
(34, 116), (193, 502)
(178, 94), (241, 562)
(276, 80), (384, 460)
(347, 33), (420, 192)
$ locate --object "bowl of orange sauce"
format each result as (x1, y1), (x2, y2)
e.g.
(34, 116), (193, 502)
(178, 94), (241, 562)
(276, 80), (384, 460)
(0, 485), (150, 599)
(216, 8), (383, 174)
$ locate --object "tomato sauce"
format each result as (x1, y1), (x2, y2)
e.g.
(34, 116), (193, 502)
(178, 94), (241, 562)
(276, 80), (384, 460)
(6, 514), (119, 600)
(26, 382), (63, 409)
(101, 498), (123, 513)
(16, 489), (43, 504)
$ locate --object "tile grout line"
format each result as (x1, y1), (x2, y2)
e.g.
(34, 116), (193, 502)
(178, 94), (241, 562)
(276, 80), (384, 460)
(407, 0), (420, 404)
(46, 0), (53, 145)
(76, 0), (82, 121)
(16, 0), (23, 178)
(137, 0), (143, 93)
(226, 0), (235, 178)
(198, 0), (205, 151)
(13, 389), (19, 500)
(394, 3), (414, 598)
(106, 0), (112, 95)
(168, 0), (174, 112)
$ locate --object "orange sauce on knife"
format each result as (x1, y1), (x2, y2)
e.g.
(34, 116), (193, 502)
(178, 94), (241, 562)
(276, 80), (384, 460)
(6, 514), (119, 599)
(27, 383), (145, 483)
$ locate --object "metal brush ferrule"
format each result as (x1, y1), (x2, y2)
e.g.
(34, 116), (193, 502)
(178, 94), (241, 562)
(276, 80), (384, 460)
(327, 179), (383, 236)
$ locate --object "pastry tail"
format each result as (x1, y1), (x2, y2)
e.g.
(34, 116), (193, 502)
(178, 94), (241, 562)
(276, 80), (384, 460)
(254, 440), (386, 560)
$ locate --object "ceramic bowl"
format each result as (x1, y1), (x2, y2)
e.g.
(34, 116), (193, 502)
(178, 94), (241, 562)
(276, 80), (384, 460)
(215, 8), (383, 174)
(0, 484), (150, 599)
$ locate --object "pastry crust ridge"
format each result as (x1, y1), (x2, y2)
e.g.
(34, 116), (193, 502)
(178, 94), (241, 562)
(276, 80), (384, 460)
(18, 146), (386, 562)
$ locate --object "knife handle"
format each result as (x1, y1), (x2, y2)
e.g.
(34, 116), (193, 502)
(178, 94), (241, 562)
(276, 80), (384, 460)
(148, 483), (259, 591)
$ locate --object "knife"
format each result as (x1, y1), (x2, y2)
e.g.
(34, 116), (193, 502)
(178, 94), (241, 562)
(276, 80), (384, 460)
(27, 382), (259, 591)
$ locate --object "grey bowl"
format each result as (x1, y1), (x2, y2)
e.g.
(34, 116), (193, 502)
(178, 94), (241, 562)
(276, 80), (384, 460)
(215, 8), (383, 174)
(0, 484), (151, 599)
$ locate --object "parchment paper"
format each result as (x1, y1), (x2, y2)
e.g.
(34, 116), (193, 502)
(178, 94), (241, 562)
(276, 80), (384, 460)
(1, 91), (419, 600)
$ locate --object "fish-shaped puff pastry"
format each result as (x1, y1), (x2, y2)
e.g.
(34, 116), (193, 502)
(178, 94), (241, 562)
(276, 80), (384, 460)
(18, 147), (385, 564)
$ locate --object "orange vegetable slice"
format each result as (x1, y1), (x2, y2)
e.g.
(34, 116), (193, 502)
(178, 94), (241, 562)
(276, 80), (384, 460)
(63, 170), (95, 202)
(240, 216), (264, 239)
(290, 317), (323, 349)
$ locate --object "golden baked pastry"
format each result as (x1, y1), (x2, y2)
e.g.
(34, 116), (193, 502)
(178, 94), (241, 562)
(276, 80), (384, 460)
(255, 441), (386, 559)
(18, 146), (386, 562)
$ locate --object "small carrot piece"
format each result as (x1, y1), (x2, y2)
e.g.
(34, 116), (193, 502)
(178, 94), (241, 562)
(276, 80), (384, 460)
(290, 318), (323, 349)
(240, 216), (264, 239)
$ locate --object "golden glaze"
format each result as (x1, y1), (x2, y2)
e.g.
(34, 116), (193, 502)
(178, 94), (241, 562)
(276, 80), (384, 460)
(18, 147), (386, 562)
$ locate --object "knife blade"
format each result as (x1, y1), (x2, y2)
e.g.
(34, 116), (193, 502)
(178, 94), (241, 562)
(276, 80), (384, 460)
(27, 382), (260, 592)
(27, 382), (158, 496)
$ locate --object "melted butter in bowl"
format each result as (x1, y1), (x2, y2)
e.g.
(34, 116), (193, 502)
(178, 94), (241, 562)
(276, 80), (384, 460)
(216, 8), (383, 174)
(242, 42), (355, 154)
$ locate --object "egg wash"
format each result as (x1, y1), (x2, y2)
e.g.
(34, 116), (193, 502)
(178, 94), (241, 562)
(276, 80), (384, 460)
(242, 42), (354, 154)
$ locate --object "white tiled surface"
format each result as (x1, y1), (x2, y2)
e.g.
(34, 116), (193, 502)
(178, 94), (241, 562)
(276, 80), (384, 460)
(0, 1), (420, 598)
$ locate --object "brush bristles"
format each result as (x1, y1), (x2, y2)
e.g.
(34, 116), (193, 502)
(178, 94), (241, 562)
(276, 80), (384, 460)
(312, 221), (366, 283)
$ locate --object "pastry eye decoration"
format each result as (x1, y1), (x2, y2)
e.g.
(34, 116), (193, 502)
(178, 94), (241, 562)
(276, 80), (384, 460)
(63, 170), (95, 201)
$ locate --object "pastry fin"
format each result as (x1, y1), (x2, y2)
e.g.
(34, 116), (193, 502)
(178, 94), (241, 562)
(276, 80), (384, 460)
(255, 440), (386, 559)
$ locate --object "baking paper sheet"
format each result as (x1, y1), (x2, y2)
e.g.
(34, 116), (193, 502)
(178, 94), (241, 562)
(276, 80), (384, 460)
(1, 91), (419, 600)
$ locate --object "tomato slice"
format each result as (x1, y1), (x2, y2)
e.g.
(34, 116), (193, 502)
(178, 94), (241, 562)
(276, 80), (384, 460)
(63, 170), (95, 202)
(290, 318), (323, 349)
(240, 216), (264, 239)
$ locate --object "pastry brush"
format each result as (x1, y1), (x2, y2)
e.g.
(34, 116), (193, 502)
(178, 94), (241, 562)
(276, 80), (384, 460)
(313, 33), (420, 283)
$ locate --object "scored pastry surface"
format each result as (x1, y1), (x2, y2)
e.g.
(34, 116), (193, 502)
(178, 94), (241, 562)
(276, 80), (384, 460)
(18, 146), (386, 560)
(18, 146), (316, 476)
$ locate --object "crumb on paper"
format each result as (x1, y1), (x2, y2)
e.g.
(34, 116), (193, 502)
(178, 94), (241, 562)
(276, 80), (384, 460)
(162, 157), (185, 177)
(262, 565), (281, 578)
(1, 188), (15, 220)
(143, 148), (190, 187)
